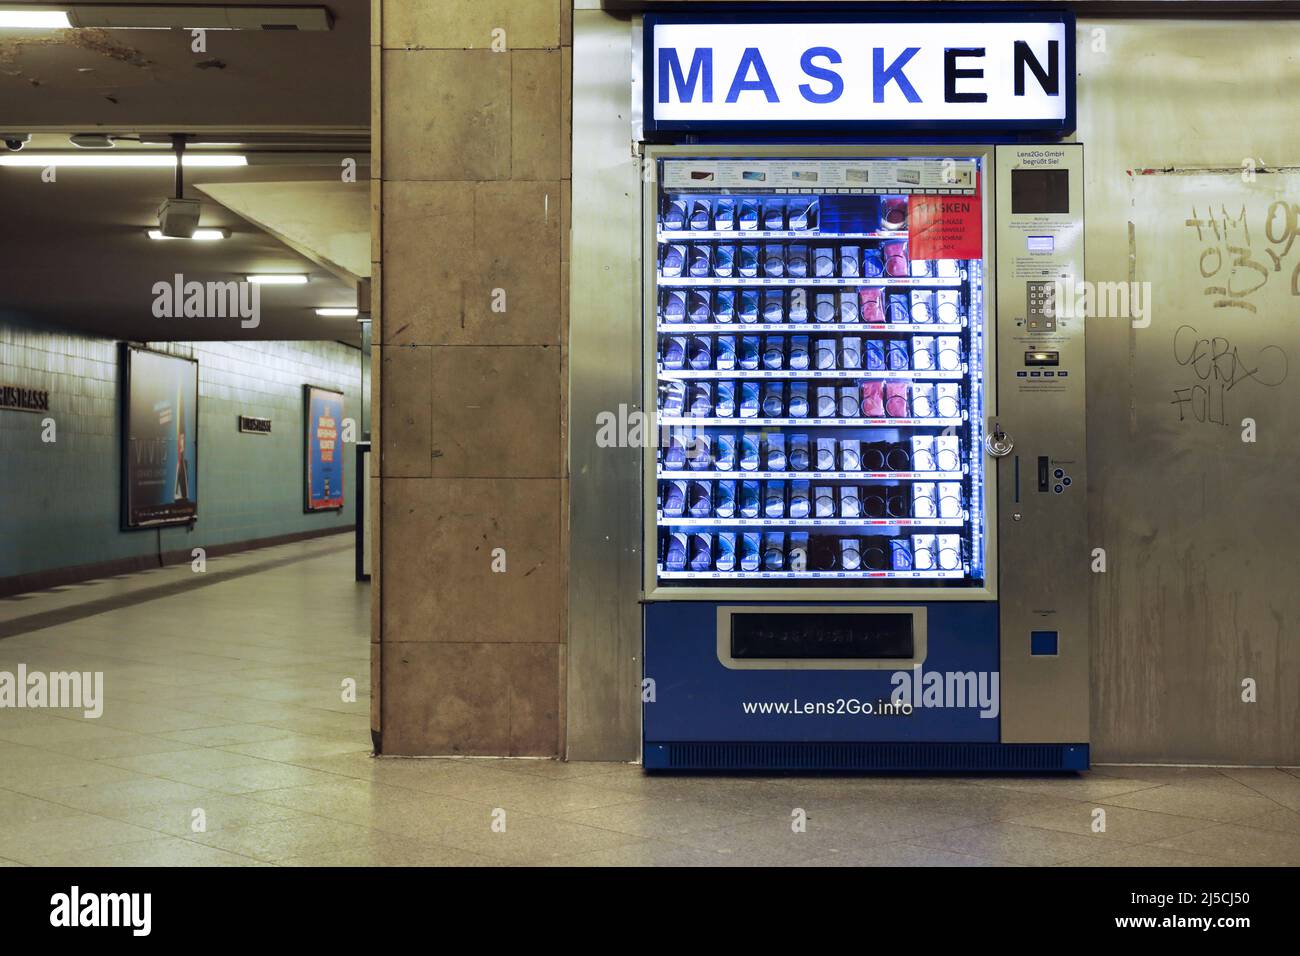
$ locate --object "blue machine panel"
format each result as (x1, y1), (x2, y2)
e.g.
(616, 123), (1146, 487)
(644, 601), (999, 745)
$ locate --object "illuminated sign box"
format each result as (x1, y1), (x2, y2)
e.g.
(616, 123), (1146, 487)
(644, 13), (1075, 134)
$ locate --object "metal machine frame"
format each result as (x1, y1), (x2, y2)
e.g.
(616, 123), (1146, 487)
(567, 8), (1090, 765)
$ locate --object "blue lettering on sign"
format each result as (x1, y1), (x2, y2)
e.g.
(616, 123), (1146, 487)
(654, 37), (1065, 115)
(658, 47), (712, 103)
(799, 47), (844, 103)
(726, 47), (779, 103)
(873, 47), (922, 103)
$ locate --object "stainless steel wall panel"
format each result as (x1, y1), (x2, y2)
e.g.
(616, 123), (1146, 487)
(566, 9), (643, 761)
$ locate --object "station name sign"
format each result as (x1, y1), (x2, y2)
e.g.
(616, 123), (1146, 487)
(644, 15), (1074, 133)
(238, 415), (272, 434)
(0, 384), (50, 413)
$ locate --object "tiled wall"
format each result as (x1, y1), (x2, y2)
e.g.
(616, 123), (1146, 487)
(373, 1), (570, 755)
(0, 315), (363, 581)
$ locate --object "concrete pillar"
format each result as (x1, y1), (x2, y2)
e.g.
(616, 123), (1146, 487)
(371, 0), (570, 755)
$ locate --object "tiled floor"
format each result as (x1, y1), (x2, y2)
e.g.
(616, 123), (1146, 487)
(1, 538), (1298, 867)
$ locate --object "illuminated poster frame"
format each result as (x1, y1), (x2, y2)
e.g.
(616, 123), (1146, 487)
(120, 344), (200, 530)
(304, 384), (345, 512)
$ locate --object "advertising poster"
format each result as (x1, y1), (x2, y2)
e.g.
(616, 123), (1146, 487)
(122, 346), (199, 529)
(304, 385), (345, 511)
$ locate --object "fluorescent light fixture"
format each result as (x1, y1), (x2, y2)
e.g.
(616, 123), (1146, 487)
(147, 229), (229, 241)
(0, 153), (246, 168)
(248, 274), (308, 285)
(315, 308), (358, 317)
(0, 11), (72, 29)
(68, 5), (332, 30)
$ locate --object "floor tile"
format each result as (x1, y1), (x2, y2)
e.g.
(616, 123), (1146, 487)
(1235, 807), (1300, 835)
(546, 839), (735, 867)
(1067, 844), (1234, 867)
(1090, 765), (1263, 796)
(1, 760), (143, 795)
(798, 842), (1006, 867)
(42, 735), (195, 761)
(1218, 768), (1300, 811)
(665, 817), (883, 866)
(556, 796), (762, 839)
(966, 773), (1166, 801)
(188, 815), (384, 862)
(1005, 802), (1210, 844)
(433, 812), (644, 864)
(156, 724), (301, 748)
(1149, 823), (1300, 866)
(444, 778), (646, 816)
(1100, 784), (1281, 823)
(0, 813), (164, 864)
(103, 794), (307, 837)
(912, 822), (1103, 865)
(0, 788), (90, 826)
(217, 735), (368, 764)
(36, 837), (269, 867)
(246, 779), (493, 839)
(283, 835), (492, 867)
(32, 777), (215, 815)
(158, 762), (342, 794)
(102, 748), (272, 777)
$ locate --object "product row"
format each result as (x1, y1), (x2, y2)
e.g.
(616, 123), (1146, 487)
(659, 478), (964, 522)
(659, 288), (965, 325)
(660, 531), (964, 573)
(660, 433), (963, 474)
(660, 333), (963, 373)
(660, 196), (910, 233)
(659, 242), (961, 281)
(661, 380), (963, 420)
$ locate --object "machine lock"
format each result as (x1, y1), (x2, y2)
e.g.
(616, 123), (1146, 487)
(985, 423), (1015, 458)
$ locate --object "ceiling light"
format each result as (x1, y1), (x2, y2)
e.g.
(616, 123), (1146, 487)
(67, 5), (331, 30)
(315, 308), (358, 317)
(248, 275), (308, 285)
(147, 229), (229, 241)
(0, 11), (72, 29)
(0, 153), (246, 168)
(138, 137), (243, 147)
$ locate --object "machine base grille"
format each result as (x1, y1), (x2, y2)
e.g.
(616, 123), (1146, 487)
(644, 741), (1089, 772)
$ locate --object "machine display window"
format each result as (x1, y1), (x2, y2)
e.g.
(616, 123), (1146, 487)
(1010, 168), (1069, 214)
(651, 156), (988, 590)
(731, 611), (914, 660)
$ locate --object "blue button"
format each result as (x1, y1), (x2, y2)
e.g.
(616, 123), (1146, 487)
(1030, 371), (1041, 377)
(1054, 483), (1064, 494)
(1054, 468), (1064, 479)
(1031, 631), (1059, 656)
(1016, 370), (1027, 378)
(1044, 371), (1055, 377)
(1058, 371), (1069, 377)
(1063, 476), (1072, 486)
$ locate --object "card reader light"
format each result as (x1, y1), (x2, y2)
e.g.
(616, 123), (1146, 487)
(1025, 350), (1059, 366)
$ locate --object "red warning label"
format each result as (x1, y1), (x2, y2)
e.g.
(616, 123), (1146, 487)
(908, 193), (983, 260)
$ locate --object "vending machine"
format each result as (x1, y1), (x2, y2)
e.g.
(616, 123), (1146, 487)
(641, 143), (1088, 771)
